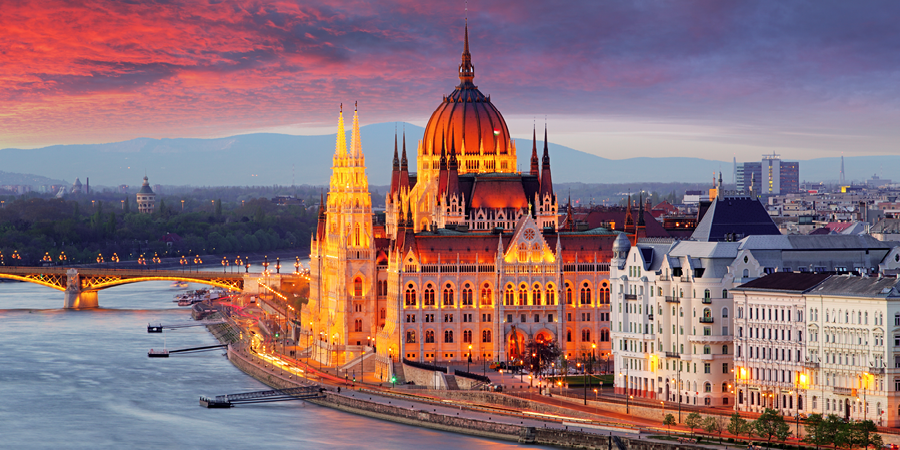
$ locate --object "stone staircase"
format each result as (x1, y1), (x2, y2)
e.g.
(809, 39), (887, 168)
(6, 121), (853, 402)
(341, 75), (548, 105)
(442, 373), (460, 390)
(392, 361), (406, 384)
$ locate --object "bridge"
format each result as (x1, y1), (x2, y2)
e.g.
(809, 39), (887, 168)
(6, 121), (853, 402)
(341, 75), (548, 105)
(0, 266), (247, 308)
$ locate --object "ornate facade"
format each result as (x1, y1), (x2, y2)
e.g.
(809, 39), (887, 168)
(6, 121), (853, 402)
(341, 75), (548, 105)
(307, 23), (623, 381)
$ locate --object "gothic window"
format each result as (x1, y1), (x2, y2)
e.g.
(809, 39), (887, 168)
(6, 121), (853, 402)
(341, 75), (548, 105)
(463, 330), (472, 343)
(405, 284), (417, 306)
(444, 330), (454, 343)
(599, 286), (610, 304)
(380, 308), (386, 320)
(518, 243), (527, 263)
(406, 331), (416, 343)
(518, 285), (527, 306)
(600, 328), (610, 342)
(354, 223), (360, 246)
(546, 284), (555, 305)
(531, 242), (541, 262)
(532, 284), (542, 305)
(424, 284), (435, 306)
(504, 285), (514, 306)
(581, 328), (591, 342)
(580, 282), (591, 305)
(425, 330), (435, 343)
(354, 277), (362, 297)
(567, 329), (572, 342)
(462, 284), (473, 306)
(481, 284), (492, 306)
(565, 282), (573, 304)
(354, 319), (363, 332)
(482, 329), (492, 343)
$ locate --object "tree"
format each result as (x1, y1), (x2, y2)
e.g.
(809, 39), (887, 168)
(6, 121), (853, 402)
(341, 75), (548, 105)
(523, 339), (562, 376)
(714, 414), (729, 443)
(774, 421), (792, 446)
(754, 409), (787, 447)
(685, 412), (703, 437)
(803, 413), (827, 450)
(851, 420), (880, 450)
(819, 415), (844, 448)
(664, 414), (676, 435)
(702, 416), (720, 442)
(728, 413), (748, 438)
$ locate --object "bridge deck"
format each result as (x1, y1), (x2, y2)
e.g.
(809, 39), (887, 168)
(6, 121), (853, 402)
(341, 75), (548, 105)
(200, 386), (323, 408)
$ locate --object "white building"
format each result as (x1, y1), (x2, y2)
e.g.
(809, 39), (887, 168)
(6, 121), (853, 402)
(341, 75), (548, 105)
(734, 274), (900, 426)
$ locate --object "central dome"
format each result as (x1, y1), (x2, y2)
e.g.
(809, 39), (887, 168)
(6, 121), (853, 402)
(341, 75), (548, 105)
(419, 23), (515, 176)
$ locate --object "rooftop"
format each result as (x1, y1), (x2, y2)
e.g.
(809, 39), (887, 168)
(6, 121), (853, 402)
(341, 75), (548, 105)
(734, 272), (831, 293)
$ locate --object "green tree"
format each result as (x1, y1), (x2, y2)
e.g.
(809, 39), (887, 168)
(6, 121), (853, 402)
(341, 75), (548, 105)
(803, 413), (827, 450)
(851, 420), (880, 450)
(663, 414), (676, 435)
(702, 416), (720, 441)
(714, 414), (728, 443)
(754, 409), (787, 447)
(728, 412), (748, 438)
(685, 412), (703, 437)
(774, 421), (792, 446)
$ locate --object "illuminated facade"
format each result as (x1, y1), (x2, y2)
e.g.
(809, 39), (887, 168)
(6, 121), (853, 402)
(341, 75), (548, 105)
(137, 176), (155, 214)
(307, 23), (621, 381)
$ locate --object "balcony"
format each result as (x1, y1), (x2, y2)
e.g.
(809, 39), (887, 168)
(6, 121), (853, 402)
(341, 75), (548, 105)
(699, 317), (714, 323)
(701, 298), (712, 304)
(803, 361), (820, 369)
(680, 276), (690, 282)
(648, 314), (654, 321)
(624, 294), (637, 300)
(665, 351), (680, 358)
(833, 387), (853, 396)
(868, 367), (885, 375)
(665, 296), (680, 303)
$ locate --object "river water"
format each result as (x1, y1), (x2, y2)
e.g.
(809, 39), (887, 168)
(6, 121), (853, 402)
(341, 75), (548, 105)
(0, 270), (547, 449)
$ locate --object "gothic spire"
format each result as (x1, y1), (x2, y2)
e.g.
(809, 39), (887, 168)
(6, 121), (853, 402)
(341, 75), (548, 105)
(392, 130), (400, 171)
(350, 101), (362, 159)
(539, 124), (553, 197)
(530, 125), (539, 177)
(458, 19), (475, 86)
(334, 104), (347, 157)
(400, 130), (408, 171)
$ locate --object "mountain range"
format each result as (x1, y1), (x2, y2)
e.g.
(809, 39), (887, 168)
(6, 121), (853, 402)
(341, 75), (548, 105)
(1, 123), (896, 187)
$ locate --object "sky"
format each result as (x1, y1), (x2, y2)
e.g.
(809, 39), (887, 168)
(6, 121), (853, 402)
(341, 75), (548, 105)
(2, 0), (900, 161)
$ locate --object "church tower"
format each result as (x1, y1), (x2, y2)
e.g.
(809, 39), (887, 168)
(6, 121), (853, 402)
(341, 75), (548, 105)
(308, 104), (375, 366)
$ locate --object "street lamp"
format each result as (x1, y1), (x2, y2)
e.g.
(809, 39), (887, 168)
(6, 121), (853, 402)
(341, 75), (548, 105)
(294, 256), (300, 275)
(262, 256), (269, 274)
(96, 253), (104, 265)
(221, 256), (228, 273)
(245, 261), (250, 273)
(275, 257), (281, 274)
(111, 253), (118, 268)
(152, 253), (161, 268)
(180, 255), (187, 272)
(468, 344), (473, 373)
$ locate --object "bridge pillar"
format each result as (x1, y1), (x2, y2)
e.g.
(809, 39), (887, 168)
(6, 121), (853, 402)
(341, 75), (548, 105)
(63, 268), (98, 308)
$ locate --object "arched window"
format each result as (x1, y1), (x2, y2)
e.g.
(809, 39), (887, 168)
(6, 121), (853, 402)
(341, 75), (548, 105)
(504, 285), (514, 306)
(703, 307), (712, 319)
(354, 319), (363, 332)
(600, 328), (610, 342)
(722, 382), (728, 392)
(444, 330), (454, 343)
(443, 284), (454, 306)
(354, 223), (360, 246)
(531, 242), (541, 262)
(742, 269), (749, 278)
(722, 307), (729, 318)
(704, 289), (710, 299)
(462, 284), (473, 306)
(566, 330), (572, 342)
(532, 284), (542, 306)
(354, 277), (363, 297)
(703, 345), (711, 354)
(463, 329), (472, 343)
(704, 382), (712, 393)
(405, 284), (417, 306)
(565, 282), (573, 304)
(581, 328), (591, 342)
(482, 330), (492, 343)
(425, 330), (435, 343)
(406, 330), (416, 343)
(580, 282), (591, 305)
(518, 285), (527, 306)
(546, 284), (556, 305)
(517, 243), (527, 263)
(424, 284), (435, 306)
(722, 289), (728, 298)
(481, 284), (492, 306)
(600, 286), (610, 304)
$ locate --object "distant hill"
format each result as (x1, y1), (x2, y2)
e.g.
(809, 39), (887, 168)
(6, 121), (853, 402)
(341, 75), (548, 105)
(0, 171), (67, 187)
(1, 124), (897, 186)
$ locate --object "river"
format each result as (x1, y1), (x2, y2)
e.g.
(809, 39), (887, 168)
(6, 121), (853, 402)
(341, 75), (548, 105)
(0, 268), (548, 449)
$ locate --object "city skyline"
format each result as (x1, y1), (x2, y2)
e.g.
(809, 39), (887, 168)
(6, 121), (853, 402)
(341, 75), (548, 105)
(3, 1), (900, 162)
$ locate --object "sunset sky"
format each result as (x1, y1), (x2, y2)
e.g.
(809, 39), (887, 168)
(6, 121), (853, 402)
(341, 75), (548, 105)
(2, 1), (899, 161)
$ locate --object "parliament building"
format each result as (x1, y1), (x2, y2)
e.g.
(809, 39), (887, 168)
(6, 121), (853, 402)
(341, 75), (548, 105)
(305, 24), (641, 380)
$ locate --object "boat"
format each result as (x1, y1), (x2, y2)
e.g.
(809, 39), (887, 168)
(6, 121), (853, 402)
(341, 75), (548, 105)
(171, 281), (188, 289)
(148, 349), (169, 357)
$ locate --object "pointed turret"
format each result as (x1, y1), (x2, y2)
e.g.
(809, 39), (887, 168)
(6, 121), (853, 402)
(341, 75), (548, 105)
(438, 141), (449, 197)
(447, 140), (460, 200)
(334, 104), (347, 158)
(539, 125), (553, 197)
(398, 132), (410, 194)
(316, 191), (326, 241)
(565, 194), (574, 231)
(350, 102), (362, 160)
(458, 20), (475, 86)
(624, 195), (634, 230)
(390, 131), (400, 196)
(530, 126), (539, 177)
(637, 193), (646, 227)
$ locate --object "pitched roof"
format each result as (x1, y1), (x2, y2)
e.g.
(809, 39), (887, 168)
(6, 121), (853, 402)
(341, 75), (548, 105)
(690, 196), (780, 241)
(808, 275), (900, 298)
(733, 272), (831, 293)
